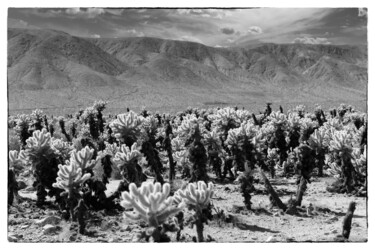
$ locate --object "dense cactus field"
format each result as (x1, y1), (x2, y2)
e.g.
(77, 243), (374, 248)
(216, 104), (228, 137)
(7, 102), (367, 242)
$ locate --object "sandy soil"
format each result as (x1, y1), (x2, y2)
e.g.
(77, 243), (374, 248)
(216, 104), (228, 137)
(8, 174), (367, 243)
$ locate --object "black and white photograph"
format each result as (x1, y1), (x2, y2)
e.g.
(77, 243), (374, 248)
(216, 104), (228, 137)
(5, 1), (370, 244)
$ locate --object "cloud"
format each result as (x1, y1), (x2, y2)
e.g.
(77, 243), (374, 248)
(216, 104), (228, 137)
(248, 26), (262, 35)
(358, 8), (367, 17)
(65, 8), (105, 18)
(176, 9), (233, 19)
(8, 18), (40, 29)
(91, 34), (101, 38)
(178, 35), (203, 44)
(220, 27), (235, 35)
(127, 29), (145, 37)
(292, 36), (331, 44)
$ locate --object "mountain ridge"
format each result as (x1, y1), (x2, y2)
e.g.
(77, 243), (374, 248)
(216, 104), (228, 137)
(7, 28), (367, 112)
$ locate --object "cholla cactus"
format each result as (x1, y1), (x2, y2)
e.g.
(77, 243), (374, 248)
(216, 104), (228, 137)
(308, 129), (327, 176)
(175, 181), (214, 242)
(110, 111), (144, 147)
(26, 128), (51, 149)
(176, 114), (203, 139)
(92, 100), (107, 113)
(171, 137), (185, 152)
(52, 160), (91, 220)
(23, 129), (62, 206)
(173, 150), (190, 178)
(308, 129), (325, 149)
(269, 111), (287, 127)
(299, 117), (318, 142)
(121, 182), (183, 226)
(327, 162), (341, 178)
(14, 114), (31, 147)
(9, 150), (23, 171)
(51, 138), (74, 162)
(113, 143), (143, 167)
(209, 107), (239, 136)
(176, 181), (214, 209)
(235, 109), (251, 123)
(329, 130), (353, 154)
(121, 182), (184, 242)
(203, 129), (222, 151)
(295, 104), (306, 117)
(113, 143), (146, 184)
(30, 109), (44, 131)
(53, 161), (91, 197)
(70, 146), (97, 171)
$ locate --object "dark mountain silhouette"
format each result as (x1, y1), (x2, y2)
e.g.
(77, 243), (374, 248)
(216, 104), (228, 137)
(7, 28), (367, 113)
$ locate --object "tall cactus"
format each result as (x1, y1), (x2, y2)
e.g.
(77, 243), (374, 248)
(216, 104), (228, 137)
(175, 181), (214, 242)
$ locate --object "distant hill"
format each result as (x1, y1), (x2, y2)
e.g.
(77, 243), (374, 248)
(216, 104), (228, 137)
(7, 28), (367, 114)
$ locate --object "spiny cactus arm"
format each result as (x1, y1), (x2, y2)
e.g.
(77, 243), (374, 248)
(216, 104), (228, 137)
(26, 129), (51, 148)
(71, 146), (95, 169)
(176, 189), (197, 205)
(176, 181), (214, 207)
(9, 150), (21, 167)
(121, 182), (184, 226)
(52, 162), (91, 192)
(129, 183), (151, 207)
(155, 203), (185, 223)
(121, 191), (148, 219)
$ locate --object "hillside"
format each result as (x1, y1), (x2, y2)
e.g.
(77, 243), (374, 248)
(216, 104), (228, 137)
(7, 28), (367, 113)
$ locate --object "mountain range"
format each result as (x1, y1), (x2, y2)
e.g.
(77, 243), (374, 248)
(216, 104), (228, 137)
(7, 28), (367, 113)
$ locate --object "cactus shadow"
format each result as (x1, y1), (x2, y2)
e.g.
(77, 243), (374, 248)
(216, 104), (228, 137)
(234, 222), (280, 233)
(316, 207), (366, 218)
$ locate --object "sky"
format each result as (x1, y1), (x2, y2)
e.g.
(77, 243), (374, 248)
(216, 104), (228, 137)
(8, 8), (368, 47)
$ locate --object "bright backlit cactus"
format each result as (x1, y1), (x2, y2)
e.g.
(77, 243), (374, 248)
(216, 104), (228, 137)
(9, 150), (23, 172)
(329, 130), (353, 153)
(175, 181), (214, 242)
(53, 160), (91, 220)
(110, 111), (144, 147)
(24, 128), (62, 206)
(53, 161), (91, 196)
(173, 150), (190, 178)
(121, 182), (184, 242)
(269, 111), (287, 127)
(14, 114), (32, 147)
(176, 181), (214, 208)
(113, 143), (143, 166)
(30, 109), (44, 132)
(113, 143), (146, 185)
(308, 129), (328, 176)
(122, 182), (183, 226)
(204, 129), (224, 179)
(8, 150), (24, 205)
(51, 138), (74, 162)
(209, 107), (239, 137)
(70, 146), (97, 171)
(26, 128), (51, 149)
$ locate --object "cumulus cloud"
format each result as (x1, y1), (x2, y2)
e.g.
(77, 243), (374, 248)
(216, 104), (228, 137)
(91, 34), (101, 38)
(220, 27), (235, 35)
(248, 26), (262, 35)
(292, 36), (331, 45)
(358, 8), (367, 17)
(65, 8), (105, 18)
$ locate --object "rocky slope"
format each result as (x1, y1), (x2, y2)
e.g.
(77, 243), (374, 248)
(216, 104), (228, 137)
(7, 28), (367, 112)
